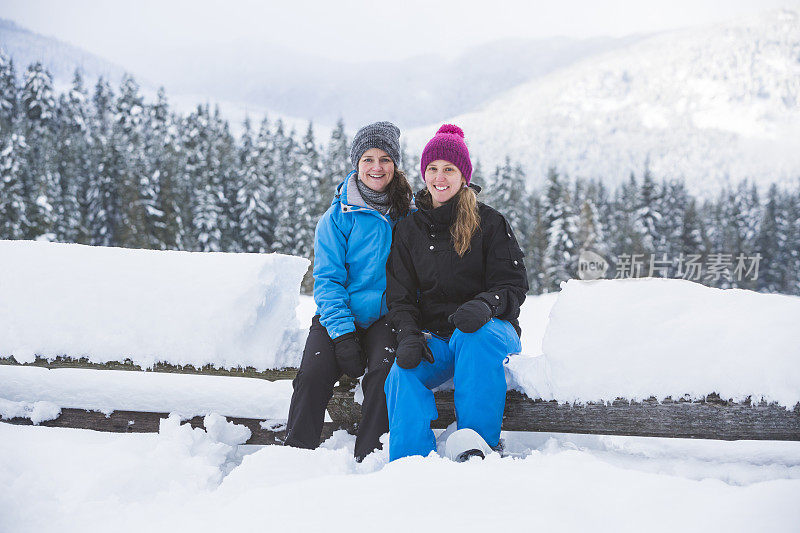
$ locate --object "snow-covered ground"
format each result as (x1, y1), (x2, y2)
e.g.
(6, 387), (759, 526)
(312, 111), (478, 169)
(2, 243), (799, 531)
(2, 290), (799, 532)
(2, 422), (799, 533)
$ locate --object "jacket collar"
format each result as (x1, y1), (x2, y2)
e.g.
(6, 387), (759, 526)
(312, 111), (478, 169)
(415, 189), (457, 227)
(335, 171), (417, 217)
(336, 171), (369, 209)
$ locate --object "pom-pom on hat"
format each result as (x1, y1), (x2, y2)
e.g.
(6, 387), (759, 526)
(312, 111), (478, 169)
(420, 124), (473, 184)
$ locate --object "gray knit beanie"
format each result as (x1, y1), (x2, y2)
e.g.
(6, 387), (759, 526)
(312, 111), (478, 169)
(350, 121), (402, 170)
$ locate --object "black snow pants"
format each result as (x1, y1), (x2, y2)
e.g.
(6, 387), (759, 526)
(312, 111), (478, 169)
(285, 315), (396, 461)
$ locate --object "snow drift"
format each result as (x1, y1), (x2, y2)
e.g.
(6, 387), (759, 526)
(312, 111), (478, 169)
(0, 240), (309, 370)
(511, 278), (800, 407)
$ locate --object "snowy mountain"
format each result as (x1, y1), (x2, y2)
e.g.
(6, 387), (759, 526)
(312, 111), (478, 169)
(0, 18), (131, 90)
(145, 35), (644, 128)
(408, 9), (800, 196)
(0, 19), (321, 136)
(0, 17), (644, 130)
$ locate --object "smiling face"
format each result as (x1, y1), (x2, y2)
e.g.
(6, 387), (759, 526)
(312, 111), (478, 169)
(357, 148), (395, 193)
(425, 159), (464, 207)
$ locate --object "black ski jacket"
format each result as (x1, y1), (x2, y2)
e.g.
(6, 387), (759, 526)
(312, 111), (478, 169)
(386, 193), (528, 339)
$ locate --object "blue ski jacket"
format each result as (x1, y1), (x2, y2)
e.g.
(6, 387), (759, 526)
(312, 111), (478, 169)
(314, 171), (411, 339)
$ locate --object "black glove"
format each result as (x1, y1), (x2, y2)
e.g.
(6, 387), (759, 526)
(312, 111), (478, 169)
(395, 330), (434, 370)
(332, 332), (366, 378)
(448, 299), (493, 333)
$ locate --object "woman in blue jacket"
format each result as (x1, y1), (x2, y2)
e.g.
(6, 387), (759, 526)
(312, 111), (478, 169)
(285, 121), (413, 461)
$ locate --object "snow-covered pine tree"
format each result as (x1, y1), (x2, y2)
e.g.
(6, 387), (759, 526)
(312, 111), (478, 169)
(19, 62), (57, 240)
(657, 179), (689, 260)
(487, 157), (529, 254)
(52, 70), (95, 243)
(248, 116), (280, 251)
(542, 167), (579, 291)
(482, 162), (500, 208)
(0, 133), (28, 239)
(740, 182), (762, 262)
(470, 159), (485, 190)
(571, 178), (586, 216)
(710, 183), (754, 288)
(754, 184), (784, 293)
(145, 87), (184, 250)
(298, 122), (323, 243)
(680, 197), (705, 257)
(701, 188), (727, 286)
(236, 117), (266, 252)
(0, 50), (18, 135)
(271, 121), (301, 255)
(576, 179), (610, 258)
(610, 172), (647, 260)
(184, 104), (223, 251)
(0, 52), (27, 239)
(321, 118), (350, 195)
(783, 188), (800, 295)
(87, 77), (120, 246)
(208, 106), (239, 252)
(524, 189), (547, 294)
(636, 166), (661, 255)
(402, 144), (421, 187)
(113, 74), (155, 249)
(296, 123), (324, 291)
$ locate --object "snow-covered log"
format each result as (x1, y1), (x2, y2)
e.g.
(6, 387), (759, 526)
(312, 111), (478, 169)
(0, 240), (310, 370)
(510, 278), (800, 409)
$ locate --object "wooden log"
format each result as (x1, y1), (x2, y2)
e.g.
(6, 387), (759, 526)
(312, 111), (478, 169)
(5, 391), (797, 442)
(4, 356), (799, 441)
(1, 408), (339, 446)
(496, 391), (800, 441)
(423, 391), (800, 440)
(0, 356), (298, 381)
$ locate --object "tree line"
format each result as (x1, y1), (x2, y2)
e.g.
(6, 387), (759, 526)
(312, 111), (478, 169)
(1, 53), (798, 296)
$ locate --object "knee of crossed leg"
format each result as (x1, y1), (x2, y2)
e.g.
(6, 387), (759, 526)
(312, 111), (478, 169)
(294, 357), (338, 392)
(450, 321), (499, 348)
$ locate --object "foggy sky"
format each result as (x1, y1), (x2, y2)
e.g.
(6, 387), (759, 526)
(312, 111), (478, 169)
(2, 0), (799, 70)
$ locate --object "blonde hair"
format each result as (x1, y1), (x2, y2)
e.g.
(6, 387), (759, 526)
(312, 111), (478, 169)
(451, 186), (480, 257)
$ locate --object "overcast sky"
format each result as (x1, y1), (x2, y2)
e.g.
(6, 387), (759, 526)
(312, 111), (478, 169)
(2, 0), (799, 65)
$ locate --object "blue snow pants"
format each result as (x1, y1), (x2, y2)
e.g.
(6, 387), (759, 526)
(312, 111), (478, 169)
(384, 319), (521, 461)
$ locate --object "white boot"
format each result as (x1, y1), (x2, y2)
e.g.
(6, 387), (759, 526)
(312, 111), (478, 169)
(445, 428), (493, 462)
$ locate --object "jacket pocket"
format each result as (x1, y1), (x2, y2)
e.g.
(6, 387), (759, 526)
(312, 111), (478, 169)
(494, 246), (525, 269)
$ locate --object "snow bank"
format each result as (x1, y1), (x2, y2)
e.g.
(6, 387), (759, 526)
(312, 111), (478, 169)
(517, 292), (559, 356)
(513, 278), (800, 407)
(0, 365), (294, 420)
(2, 423), (799, 533)
(0, 240), (310, 370)
(0, 398), (60, 424)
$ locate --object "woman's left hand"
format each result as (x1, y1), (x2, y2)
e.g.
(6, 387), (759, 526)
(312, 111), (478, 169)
(332, 332), (366, 378)
(448, 299), (493, 333)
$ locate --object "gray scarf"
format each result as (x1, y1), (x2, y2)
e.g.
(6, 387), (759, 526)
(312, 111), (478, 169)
(355, 177), (391, 214)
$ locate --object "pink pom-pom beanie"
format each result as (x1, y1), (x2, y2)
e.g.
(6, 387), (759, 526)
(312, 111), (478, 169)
(420, 124), (473, 184)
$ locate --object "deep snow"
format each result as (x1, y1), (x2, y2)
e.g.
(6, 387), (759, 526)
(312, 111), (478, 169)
(0, 240), (309, 370)
(2, 243), (799, 532)
(1, 422), (799, 533)
(508, 278), (800, 407)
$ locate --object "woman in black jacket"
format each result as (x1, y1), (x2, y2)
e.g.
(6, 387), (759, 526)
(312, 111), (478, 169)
(384, 124), (528, 461)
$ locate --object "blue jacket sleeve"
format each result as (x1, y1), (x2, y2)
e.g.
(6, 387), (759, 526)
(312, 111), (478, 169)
(313, 206), (356, 339)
